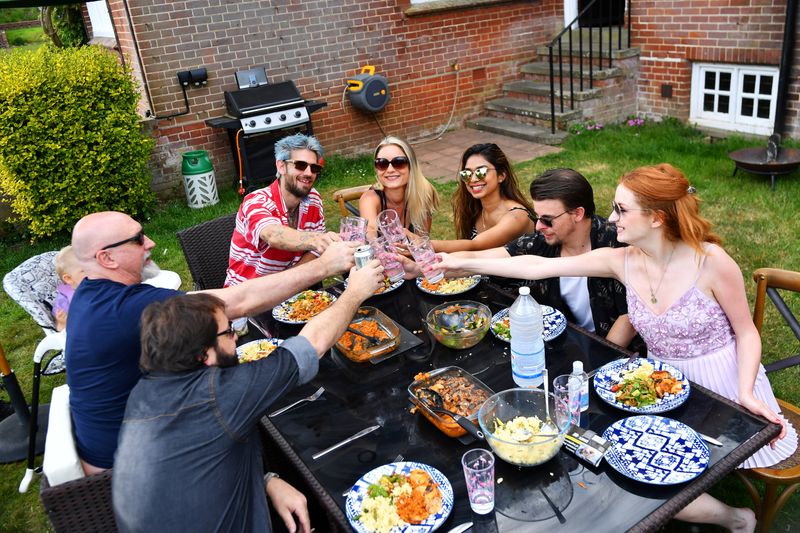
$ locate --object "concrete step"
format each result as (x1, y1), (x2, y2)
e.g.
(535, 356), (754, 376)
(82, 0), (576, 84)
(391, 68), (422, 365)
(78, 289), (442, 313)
(485, 97), (583, 123)
(522, 61), (623, 81)
(466, 116), (569, 145)
(554, 27), (631, 48)
(537, 45), (640, 61)
(503, 79), (601, 102)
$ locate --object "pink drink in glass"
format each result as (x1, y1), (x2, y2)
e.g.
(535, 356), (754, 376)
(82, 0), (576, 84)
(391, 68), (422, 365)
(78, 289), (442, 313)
(371, 238), (404, 283)
(409, 238), (443, 283)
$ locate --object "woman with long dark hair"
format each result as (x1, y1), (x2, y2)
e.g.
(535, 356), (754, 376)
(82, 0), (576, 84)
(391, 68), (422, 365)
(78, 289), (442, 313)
(432, 143), (533, 252)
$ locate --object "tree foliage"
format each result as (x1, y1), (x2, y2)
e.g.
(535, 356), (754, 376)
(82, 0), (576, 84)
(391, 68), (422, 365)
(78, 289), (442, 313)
(0, 45), (155, 241)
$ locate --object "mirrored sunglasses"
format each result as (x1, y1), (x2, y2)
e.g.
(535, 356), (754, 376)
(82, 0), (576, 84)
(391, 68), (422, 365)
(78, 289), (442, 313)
(459, 166), (494, 182)
(374, 156), (410, 171)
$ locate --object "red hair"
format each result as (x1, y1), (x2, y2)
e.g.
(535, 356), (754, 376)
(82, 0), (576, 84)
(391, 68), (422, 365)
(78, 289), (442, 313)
(619, 164), (721, 254)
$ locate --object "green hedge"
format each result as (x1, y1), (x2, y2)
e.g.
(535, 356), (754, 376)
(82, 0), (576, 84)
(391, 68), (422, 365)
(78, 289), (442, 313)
(0, 45), (155, 240)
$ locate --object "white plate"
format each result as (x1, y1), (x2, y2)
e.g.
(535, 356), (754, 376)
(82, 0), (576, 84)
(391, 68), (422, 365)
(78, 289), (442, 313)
(593, 358), (690, 414)
(415, 275), (481, 296)
(489, 306), (567, 343)
(602, 415), (710, 485)
(272, 290), (336, 324)
(344, 277), (404, 296)
(345, 461), (453, 533)
(236, 338), (283, 363)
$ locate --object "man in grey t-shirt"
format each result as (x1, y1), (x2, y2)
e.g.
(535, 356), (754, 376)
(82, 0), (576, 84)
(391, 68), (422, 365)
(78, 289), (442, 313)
(113, 263), (382, 532)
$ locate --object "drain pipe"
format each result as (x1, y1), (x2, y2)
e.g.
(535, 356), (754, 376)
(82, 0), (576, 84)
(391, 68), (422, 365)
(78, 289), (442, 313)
(121, 0), (156, 118)
(773, 0), (796, 136)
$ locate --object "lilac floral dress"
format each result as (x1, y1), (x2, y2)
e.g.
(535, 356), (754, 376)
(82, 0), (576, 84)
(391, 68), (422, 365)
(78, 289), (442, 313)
(625, 246), (797, 468)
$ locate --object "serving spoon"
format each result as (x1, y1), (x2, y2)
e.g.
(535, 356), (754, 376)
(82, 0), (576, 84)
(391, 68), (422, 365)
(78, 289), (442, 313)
(420, 388), (484, 440)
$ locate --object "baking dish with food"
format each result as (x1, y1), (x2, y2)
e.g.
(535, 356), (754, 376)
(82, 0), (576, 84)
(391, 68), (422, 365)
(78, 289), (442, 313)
(407, 366), (493, 438)
(335, 307), (400, 363)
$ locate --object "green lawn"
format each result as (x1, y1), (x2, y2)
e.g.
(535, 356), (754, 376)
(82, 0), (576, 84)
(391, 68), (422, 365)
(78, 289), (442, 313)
(1, 119), (798, 531)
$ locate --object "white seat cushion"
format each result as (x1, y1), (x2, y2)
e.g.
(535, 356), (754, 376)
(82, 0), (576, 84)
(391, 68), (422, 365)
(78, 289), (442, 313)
(43, 385), (84, 486)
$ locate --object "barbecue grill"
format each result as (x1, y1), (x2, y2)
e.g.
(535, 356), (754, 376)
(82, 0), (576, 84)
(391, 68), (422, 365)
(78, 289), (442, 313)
(207, 77), (326, 193)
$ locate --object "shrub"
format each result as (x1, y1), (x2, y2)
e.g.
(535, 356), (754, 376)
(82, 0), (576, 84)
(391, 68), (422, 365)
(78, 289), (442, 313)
(0, 45), (155, 240)
(568, 120), (604, 135)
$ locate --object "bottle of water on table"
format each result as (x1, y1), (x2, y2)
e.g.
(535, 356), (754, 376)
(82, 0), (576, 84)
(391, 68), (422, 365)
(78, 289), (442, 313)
(510, 286), (544, 387)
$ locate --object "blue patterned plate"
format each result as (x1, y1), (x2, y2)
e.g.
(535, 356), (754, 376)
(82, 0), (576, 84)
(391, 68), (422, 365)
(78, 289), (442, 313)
(489, 306), (567, 343)
(272, 290), (336, 324)
(602, 415), (710, 484)
(345, 461), (453, 533)
(416, 275), (481, 295)
(593, 358), (690, 414)
(236, 338), (283, 363)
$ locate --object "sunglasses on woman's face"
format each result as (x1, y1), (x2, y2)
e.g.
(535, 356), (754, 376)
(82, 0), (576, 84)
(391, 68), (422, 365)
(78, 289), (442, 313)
(374, 156), (410, 171)
(459, 166), (494, 182)
(285, 159), (323, 174)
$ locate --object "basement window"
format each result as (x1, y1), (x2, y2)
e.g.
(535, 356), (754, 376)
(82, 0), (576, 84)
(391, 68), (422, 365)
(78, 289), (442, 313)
(690, 63), (779, 135)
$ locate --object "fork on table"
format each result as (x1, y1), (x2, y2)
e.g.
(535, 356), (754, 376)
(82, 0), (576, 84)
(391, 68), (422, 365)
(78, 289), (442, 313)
(268, 386), (325, 417)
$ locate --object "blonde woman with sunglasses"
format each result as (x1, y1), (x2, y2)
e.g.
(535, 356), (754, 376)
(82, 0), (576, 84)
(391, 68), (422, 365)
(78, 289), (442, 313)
(431, 143), (534, 253)
(359, 136), (439, 239)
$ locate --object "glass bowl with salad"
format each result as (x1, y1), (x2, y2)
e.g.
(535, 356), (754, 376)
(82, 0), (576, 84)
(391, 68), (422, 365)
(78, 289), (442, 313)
(424, 300), (491, 349)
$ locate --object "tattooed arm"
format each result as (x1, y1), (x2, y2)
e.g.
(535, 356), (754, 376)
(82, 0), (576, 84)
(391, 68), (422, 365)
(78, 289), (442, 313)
(260, 224), (341, 255)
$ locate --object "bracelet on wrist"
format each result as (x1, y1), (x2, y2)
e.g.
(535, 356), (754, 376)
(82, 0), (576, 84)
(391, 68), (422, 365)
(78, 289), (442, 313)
(264, 472), (279, 485)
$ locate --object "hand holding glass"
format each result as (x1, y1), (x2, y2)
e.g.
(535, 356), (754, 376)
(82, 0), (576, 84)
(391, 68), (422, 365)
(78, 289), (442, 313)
(408, 236), (443, 283)
(462, 448), (495, 515)
(370, 236), (405, 283)
(339, 216), (367, 242)
(552, 374), (582, 427)
(377, 209), (408, 245)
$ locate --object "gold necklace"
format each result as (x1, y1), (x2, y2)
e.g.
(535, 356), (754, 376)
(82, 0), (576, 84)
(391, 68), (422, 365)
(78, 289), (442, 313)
(642, 246), (675, 304)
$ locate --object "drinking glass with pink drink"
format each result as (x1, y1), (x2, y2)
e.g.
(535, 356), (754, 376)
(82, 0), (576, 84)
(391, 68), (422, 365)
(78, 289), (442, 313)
(370, 236), (405, 283)
(408, 236), (443, 283)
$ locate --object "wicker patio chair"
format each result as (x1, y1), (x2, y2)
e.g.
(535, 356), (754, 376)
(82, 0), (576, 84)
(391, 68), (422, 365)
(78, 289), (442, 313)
(735, 267), (800, 532)
(176, 213), (237, 290)
(40, 469), (117, 532)
(332, 184), (371, 217)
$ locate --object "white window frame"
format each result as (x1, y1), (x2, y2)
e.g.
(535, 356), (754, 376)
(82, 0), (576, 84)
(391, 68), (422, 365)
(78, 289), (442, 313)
(690, 63), (779, 136)
(86, 0), (115, 39)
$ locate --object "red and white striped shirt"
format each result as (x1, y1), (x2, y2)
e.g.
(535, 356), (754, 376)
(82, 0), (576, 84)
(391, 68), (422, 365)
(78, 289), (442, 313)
(224, 180), (325, 286)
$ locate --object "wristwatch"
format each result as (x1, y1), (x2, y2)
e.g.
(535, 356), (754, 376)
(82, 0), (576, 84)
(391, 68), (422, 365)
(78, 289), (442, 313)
(263, 471), (280, 485)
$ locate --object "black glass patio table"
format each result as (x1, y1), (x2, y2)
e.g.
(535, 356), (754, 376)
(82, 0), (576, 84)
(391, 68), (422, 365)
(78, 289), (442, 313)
(251, 279), (780, 532)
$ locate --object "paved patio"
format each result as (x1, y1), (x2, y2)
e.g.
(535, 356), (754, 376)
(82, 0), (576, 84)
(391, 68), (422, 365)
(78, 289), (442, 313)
(410, 128), (561, 183)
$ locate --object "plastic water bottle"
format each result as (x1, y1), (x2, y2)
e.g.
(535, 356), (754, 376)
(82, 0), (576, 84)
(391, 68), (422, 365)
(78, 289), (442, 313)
(572, 361), (590, 412)
(510, 286), (544, 387)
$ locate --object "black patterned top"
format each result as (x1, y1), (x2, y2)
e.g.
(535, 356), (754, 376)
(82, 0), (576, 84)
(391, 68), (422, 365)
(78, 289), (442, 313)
(499, 215), (628, 339)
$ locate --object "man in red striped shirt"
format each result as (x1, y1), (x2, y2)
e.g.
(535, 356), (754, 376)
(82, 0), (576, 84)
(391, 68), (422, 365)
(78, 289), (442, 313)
(225, 133), (341, 286)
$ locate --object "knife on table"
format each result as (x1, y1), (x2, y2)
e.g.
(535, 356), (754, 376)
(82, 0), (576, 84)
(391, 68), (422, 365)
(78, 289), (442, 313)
(312, 425), (380, 460)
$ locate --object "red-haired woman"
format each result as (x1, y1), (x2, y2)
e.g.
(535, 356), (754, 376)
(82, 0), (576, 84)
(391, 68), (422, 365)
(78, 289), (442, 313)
(437, 163), (796, 532)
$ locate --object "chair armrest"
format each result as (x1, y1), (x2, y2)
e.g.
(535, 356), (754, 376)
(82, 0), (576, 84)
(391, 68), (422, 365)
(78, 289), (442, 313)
(42, 385), (85, 487)
(754, 268), (800, 292)
(33, 330), (66, 365)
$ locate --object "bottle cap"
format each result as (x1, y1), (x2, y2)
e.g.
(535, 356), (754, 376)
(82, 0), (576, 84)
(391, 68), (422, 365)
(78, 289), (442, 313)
(572, 360), (584, 373)
(518, 286), (530, 296)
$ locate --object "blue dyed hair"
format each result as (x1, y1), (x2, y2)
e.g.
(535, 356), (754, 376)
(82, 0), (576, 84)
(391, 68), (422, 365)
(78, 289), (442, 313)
(274, 133), (324, 161)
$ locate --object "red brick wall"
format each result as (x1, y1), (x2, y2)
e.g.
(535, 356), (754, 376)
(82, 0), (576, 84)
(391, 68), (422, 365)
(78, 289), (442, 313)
(106, 0), (562, 197)
(633, 0), (798, 136)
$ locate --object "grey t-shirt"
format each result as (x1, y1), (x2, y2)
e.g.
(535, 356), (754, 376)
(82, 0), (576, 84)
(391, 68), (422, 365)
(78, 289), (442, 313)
(113, 336), (317, 533)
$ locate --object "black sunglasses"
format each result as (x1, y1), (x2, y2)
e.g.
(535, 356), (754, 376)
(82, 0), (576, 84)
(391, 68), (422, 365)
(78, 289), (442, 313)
(216, 321), (237, 338)
(101, 230), (145, 251)
(285, 159), (323, 174)
(530, 210), (570, 228)
(374, 156), (410, 171)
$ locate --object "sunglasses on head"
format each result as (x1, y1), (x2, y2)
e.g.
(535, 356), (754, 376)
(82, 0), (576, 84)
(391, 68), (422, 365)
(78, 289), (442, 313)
(285, 159), (323, 174)
(216, 321), (237, 338)
(530, 210), (570, 228)
(459, 166), (494, 182)
(101, 229), (145, 251)
(374, 156), (410, 171)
